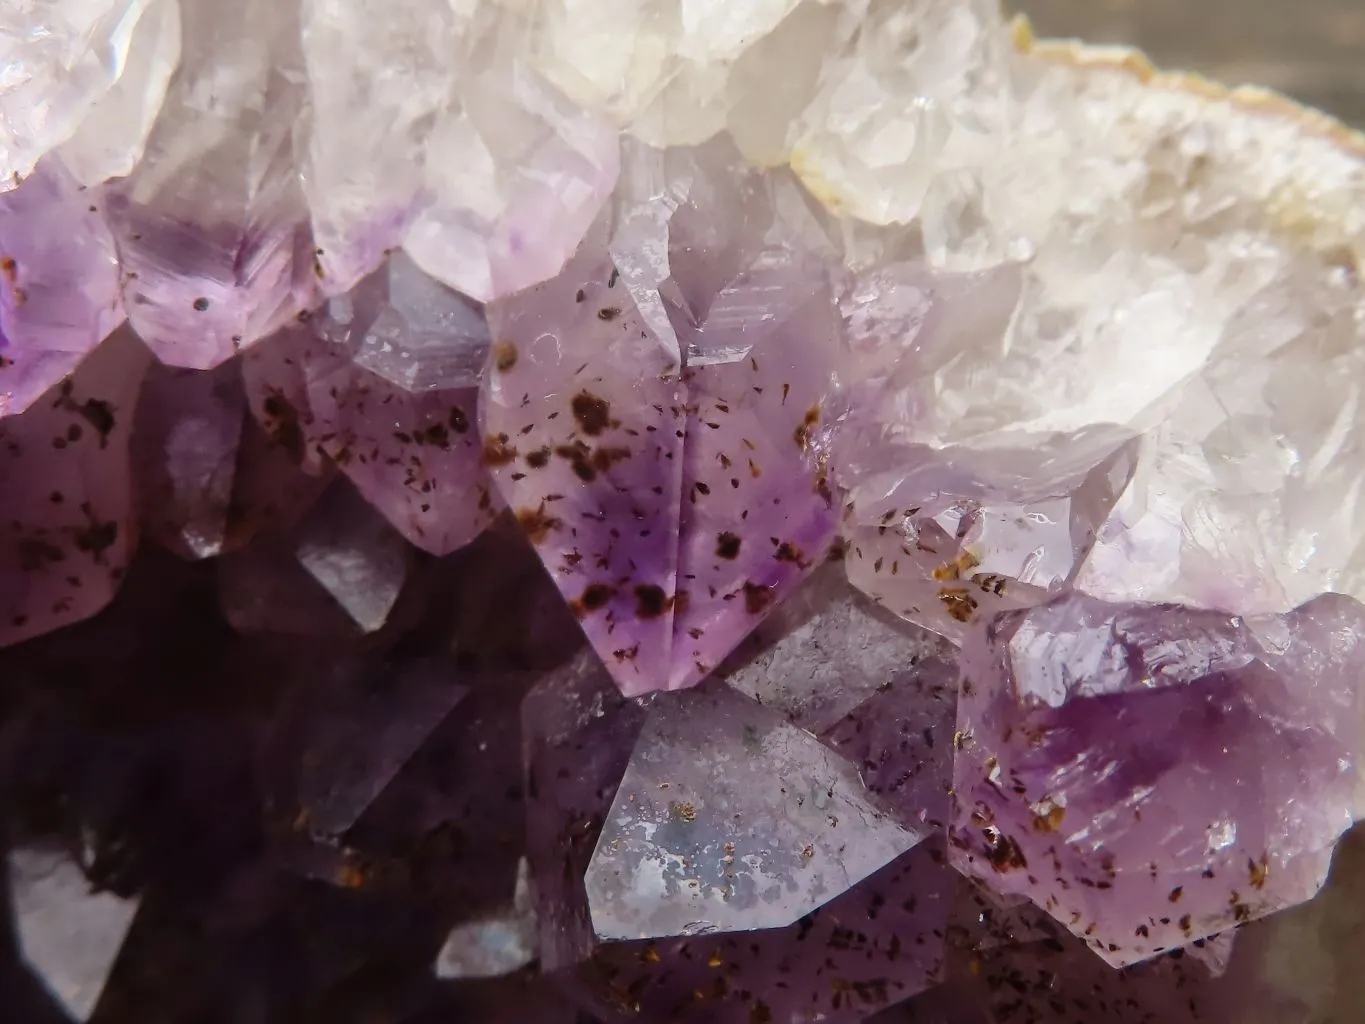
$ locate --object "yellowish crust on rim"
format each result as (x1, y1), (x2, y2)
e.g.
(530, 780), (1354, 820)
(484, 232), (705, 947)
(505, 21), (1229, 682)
(1012, 13), (1365, 159)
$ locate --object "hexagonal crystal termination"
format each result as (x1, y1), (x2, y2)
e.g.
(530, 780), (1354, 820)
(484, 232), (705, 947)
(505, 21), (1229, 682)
(0, 328), (149, 648)
(218, 479), (413, 638)
(483, 218), (688, 699)
(486, 140), (842, 697)
(837, 260), (1141, 644)
(0, 157), (124, 419)
(9, 844), (141, 1022)
(242, 255), (501, 557)
(950, 591), (1365, 967)
(585, 681), (919, 940)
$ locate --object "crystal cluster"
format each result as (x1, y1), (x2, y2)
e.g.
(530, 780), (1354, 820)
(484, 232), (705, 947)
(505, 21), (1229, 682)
(3, 0), (1365, 1021)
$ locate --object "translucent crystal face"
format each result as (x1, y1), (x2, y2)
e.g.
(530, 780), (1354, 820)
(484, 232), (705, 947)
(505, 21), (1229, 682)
(4, 0), (1365, 1021)
(950, 592), (1365, 968)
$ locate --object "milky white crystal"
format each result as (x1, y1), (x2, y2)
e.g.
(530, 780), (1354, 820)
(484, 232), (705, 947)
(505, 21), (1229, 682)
(0, 0), (165, 187)
(303, 0), (620, 302)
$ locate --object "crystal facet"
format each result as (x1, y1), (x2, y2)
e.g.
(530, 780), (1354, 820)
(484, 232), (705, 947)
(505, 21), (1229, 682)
(8, 844), (140, 1022)
(585, 681), (919, 939)
(2, 0), (1365, 1019)
(950, 592), (1365, 966)
(0, 328), (148, 646)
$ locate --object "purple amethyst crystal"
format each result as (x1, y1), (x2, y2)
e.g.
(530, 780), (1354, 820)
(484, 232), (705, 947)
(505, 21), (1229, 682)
(570, 841), (953, 1023)
(484, 142), (843, 696)
(0, 158), (123, 418)
(950, 591), (1365, 966)
(102, 0), (317, 367)
(482, 228), (688, 698)
(584, 681), (919, 939)
(0, 328), (148, 646)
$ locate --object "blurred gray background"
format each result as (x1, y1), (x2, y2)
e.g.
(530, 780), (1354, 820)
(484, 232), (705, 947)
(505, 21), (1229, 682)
(1007, 0), (1365, 127)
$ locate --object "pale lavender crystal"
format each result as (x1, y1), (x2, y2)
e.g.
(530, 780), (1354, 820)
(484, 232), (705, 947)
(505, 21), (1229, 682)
(292, 481), (414, 633)
(132, 358), (247, 559)
(841, 433), (1138, 642)
(435, 857), (538, 980)
(485, 143), (843, 696)
(8, 844), (141, 1022)
(301, 0), (620, 304)
(718, 564), (957, 833)
(217, 480), (412, 637)
(319, 250), (492, 392)
(723, 562), (948, 734)
(584, 681), (919, 939)
(483, 225), (687, 698)
(950, 591), (1365, 967)
(102, 0), (316, 367)
(0, 158), (123, 417)
(570, 841), (953, 1023)
(0, 328), (148, 647)
(522, 649), (648, 971)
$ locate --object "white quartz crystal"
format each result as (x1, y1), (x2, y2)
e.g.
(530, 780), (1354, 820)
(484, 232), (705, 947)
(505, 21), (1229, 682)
(0, 0), (164, 187)
(9, 845), (140, 1021)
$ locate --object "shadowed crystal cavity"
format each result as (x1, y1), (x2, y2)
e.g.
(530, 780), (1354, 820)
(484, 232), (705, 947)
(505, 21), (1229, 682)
(9, 845), (140, 1022)
(284, 659), (468, 841)
(950, 591), (1365, 967)
(585, 682), (919, 940)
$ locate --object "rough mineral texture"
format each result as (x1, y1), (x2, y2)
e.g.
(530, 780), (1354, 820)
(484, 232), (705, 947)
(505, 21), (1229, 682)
(0, 157), (125, 417)
(950, 592), (1365, 966)
(484, 139), (842, 695)
(584, 681), (919, 939)
(3, 0), (1365, 1021)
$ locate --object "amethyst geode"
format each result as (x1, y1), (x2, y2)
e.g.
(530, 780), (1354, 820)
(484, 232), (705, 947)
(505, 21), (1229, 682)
(3, 1), (1365, 1022)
